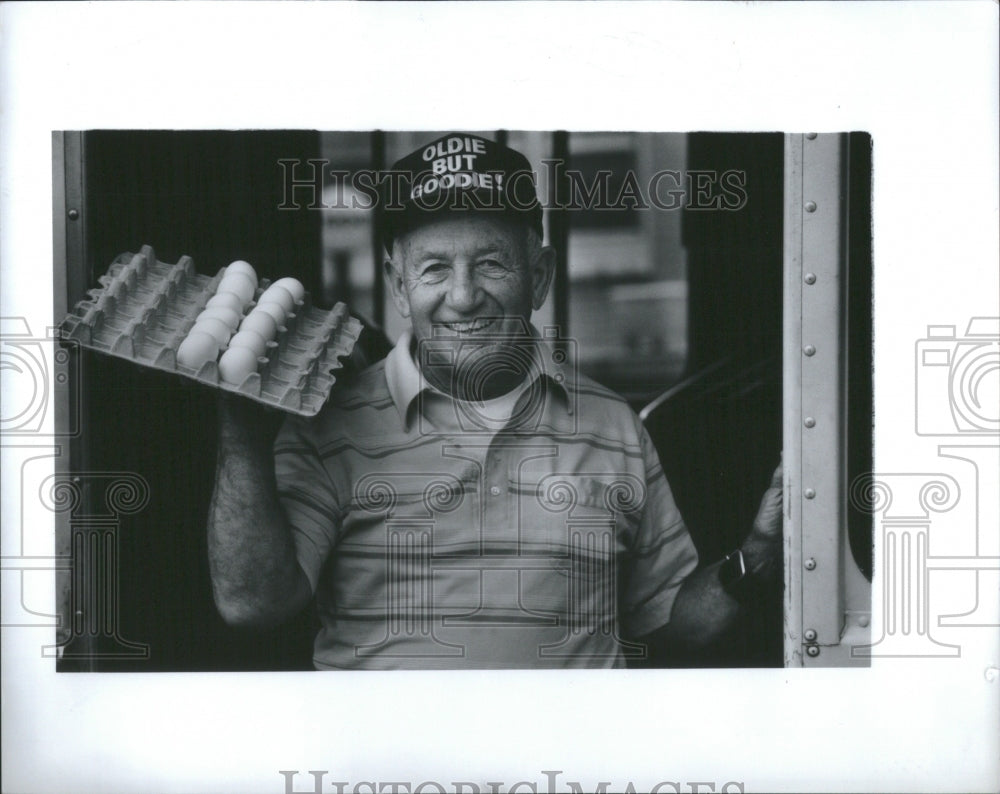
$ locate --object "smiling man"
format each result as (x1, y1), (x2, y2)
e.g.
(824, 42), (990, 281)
(386, 214), (551, 403)
(207, 133), (782, 669)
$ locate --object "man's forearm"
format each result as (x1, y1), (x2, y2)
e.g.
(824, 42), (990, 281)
(639, 464), (784, 664)
(638, 559), (743, 663)
(207, 399), (311, 627)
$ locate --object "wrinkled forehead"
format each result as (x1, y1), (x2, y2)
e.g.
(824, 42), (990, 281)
(393, 215), (524, 264)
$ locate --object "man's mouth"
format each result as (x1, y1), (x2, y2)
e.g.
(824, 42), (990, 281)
(440, 318), (500, 335)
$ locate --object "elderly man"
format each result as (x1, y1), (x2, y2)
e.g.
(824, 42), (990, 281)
(208, 133), (782, 669)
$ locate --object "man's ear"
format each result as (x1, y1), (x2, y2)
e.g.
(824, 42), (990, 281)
(384, 253), (411, 319)
(531, 245), (556, 311)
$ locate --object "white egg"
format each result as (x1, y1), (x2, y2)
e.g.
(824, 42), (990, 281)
(225, 260), (258, 289)
(259, 284), (295, 314)
(270, 277), (305, 304)
(228, 329), (268, 359)
(196, 306), (241, 330)
(217, 272), (256, 306)
(238, 310), (278, 342)
(252, 300), (286, 327)
(176, 330), (219, 370)
(206, 292), (245, 315)
(218, 345), (259, 385)
(192, 316), (233, 347)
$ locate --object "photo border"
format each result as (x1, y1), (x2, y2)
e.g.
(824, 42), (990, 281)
(2, 3), (998, 793)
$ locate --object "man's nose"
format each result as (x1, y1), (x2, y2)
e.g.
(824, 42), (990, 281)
(446, 266), (480, 312)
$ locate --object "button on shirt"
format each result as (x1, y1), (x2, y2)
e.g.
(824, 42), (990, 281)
(274, 328), (698, 669)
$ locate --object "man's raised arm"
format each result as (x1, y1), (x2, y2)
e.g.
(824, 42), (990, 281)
(207, 397), (312, 628)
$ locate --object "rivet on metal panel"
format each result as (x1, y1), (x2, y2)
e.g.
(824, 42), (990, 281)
(804, 273), (817, 285)
(804, 488), (816, 500)
(804, 416), (816, 428)
(804, 557), (817, 570)
(805, 201), (817, 213)
(859, 615), (870, 628)
(68, 209), (80, 221)
(803, 344), (816, 357)
(806, 132), (817, 140)
(804, 629), (818, 642)
(806, 645), (821, 657)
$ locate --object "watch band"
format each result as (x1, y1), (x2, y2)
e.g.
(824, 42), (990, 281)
(718, 548), (754, 603)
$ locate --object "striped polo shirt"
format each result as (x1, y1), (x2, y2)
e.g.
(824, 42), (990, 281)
(274, 328), (698, 669)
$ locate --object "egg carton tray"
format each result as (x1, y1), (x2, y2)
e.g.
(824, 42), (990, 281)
(59, 245), (362, 416)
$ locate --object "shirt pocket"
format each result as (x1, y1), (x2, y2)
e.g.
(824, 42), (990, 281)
(347, 471), (479, 549)
(526, 473), (646, 577)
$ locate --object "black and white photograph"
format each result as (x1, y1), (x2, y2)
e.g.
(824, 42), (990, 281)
(2, 3), (998, 793)
(48, 129), (871, 673)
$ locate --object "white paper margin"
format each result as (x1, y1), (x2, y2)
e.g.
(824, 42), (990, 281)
(2, 2), (998, 793)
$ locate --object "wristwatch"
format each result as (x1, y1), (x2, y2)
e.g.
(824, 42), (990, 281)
(718, 548), (754, 603)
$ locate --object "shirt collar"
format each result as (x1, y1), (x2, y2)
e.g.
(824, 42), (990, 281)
(385, 328), (423, 423)
(384, 325), (573, 429)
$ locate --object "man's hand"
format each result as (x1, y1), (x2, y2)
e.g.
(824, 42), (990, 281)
(637, 461), (784, 664)
(217, 392), (286, 449)
(740, 462), (783, 584)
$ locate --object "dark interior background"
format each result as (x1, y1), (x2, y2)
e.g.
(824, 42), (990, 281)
(642, 133), (784, 666)
(64, 131), (323, 670)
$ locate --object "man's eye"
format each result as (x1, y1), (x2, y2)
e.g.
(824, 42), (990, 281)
(478, 259), (508, 276)
(419, 264), (448, 280)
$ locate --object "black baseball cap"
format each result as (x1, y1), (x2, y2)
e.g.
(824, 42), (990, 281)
(378, 132), (543, 251)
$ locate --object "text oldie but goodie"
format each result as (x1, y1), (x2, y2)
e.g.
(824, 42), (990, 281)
(412, 135), (502, 199)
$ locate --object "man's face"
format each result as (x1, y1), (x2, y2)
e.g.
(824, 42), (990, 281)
(385, 215), (554, 399)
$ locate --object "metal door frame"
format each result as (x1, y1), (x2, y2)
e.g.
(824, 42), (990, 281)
(783, 132), (871, 667)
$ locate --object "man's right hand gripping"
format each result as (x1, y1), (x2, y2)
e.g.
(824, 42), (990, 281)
(207, 395), (312, 628)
